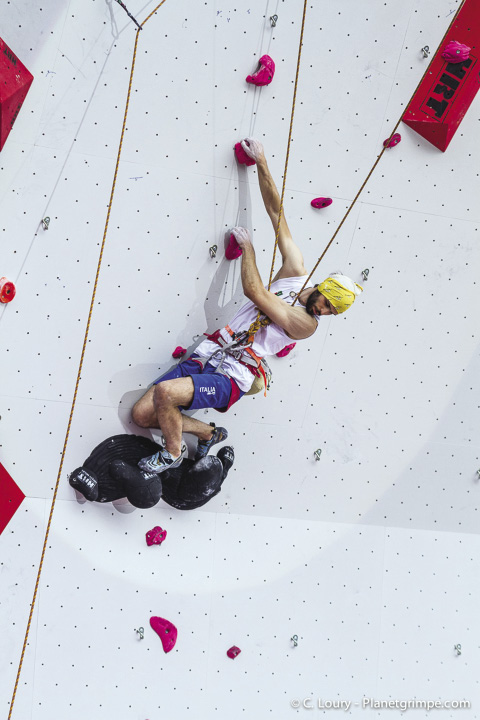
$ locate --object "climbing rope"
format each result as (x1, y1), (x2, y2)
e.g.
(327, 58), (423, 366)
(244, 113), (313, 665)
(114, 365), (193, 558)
(7, 3), (167, 718)
(246, 0), (466, 322)
(266, 0), (309, 290)
(8, 1), (468, 715)
(234, 0), (466, 342)
(291, 0), (467, 305)
(246, 0), (309, 338)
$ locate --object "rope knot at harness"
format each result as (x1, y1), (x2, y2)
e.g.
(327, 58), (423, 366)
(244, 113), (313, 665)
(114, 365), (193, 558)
(246, 313), (272, 341)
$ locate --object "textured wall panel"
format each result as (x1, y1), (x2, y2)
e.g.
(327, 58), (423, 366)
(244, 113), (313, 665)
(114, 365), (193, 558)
(1, 0), (479, 718)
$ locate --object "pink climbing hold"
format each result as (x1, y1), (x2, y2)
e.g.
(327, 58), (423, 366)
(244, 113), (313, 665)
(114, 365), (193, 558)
(225, 233), (243, 260)
(311, 197), (332, 210)
(150, 616), (178, 653)
(227, 645), (241, 659)
(276, 343), (296, 358)
(383, 133), (401, 148)
(234, 141), (256, 166)
(441, 40), (471, 63)
(246, 54), (275, 87)
(172, 346), (187, 359)
(146, 526), (167, 546)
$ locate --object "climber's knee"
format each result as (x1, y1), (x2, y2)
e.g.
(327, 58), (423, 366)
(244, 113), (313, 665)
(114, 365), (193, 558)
(132, 387), (156, 428)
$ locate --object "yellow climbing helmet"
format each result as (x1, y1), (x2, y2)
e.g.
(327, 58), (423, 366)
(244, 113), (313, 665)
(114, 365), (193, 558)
(317, 273), (363, 314)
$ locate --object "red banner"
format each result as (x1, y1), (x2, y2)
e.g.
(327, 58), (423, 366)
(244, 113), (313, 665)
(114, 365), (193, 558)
(0, 37), (34, 151)
(402, 0), (480, 151)
(0, 461), (25, 535)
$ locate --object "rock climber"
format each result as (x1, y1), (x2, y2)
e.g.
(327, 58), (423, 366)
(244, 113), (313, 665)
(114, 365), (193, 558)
(132, 138), (363, 474)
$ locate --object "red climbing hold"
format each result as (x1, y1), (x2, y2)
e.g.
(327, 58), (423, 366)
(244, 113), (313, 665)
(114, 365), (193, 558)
(0, 277), (15, 303)
(234, 141), (256, 166)
(246, 54), (275, 87)
(225, 233), (243, 260)
(383, 133), (401, 148)
(172, 347), (187, 359)
(276, 343), (296, 358)
(442, 40), (471, 63)
(311, 197), (332, 209)
(146, 526), (167, 546)
(227, 645), (241, 659)
(150, 616), (178, 653)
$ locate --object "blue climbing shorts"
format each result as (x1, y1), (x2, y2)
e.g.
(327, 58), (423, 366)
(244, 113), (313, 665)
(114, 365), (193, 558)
(153, 355), (245, 413)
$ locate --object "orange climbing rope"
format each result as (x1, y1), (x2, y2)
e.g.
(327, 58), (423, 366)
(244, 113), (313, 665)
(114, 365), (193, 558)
(7, 3), (167, 718)
(289, 0), (467, 305)
(247, 0), (466, 345)
(250, 1), (467, 314)
(246, 0), (309, 338)
(266, 0), (309, 291)
(8, 1), (468, 715)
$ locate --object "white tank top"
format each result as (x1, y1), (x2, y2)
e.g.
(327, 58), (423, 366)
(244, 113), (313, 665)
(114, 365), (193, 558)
(195, 276), (316, 392)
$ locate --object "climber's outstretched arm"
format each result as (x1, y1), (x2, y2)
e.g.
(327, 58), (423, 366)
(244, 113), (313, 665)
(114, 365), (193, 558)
(240, 138), (307, 280)
(232, 227), (316, 341)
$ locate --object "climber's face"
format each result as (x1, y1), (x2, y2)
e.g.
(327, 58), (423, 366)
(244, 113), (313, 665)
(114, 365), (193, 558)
(306, 289), (338, 317)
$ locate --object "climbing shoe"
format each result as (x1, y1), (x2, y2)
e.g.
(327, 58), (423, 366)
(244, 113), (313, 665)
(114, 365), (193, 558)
(138, 446), (185, 474)
(194, 422), (228, 461)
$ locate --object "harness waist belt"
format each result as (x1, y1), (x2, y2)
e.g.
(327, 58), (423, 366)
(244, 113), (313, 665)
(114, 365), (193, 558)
(204, 325), (271, 396)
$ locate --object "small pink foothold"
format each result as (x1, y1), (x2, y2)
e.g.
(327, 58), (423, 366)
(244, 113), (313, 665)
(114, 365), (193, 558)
(150, 616), (178, 653)
(311, 197), (332, 209)
(441, 40), (471, 63)
(172, 346), (187, 359)
(234, 141), (256, 166)
(227, 645), (241, 659)
(246, 54), (275, 87)
(383, 133), (401, 149)
(225, 233), (243, 260)
(146, 526), (167, 546)
(276, 343), (296, 358)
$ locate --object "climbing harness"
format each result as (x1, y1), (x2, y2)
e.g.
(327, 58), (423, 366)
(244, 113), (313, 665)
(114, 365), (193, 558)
(198, 280), (311, 397)
(200, 325), (273, 397)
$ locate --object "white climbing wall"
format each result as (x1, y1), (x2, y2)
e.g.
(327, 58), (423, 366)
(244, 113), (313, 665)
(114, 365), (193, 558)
(1, 0), (480, 717)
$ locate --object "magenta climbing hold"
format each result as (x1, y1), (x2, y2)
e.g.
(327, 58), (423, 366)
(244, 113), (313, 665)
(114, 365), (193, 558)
(383, 133), (401, 148)
(227, 645), (241, 659)
(311, 197), (332, 209)
(246, 54), (275, 87)
(0, 277), (16, 303)
(234, 141), (256, 166)
(150, 616), (178, 653)
(172, 346), (187, 359)
(276, 343), (296, 358)
(225, 233), (243, 260)
(146, 526), (167, 546)
(441, 40), (471, 63)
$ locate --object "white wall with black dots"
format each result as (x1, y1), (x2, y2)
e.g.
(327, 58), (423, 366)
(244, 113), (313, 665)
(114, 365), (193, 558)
(1, 0), (479, 718)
